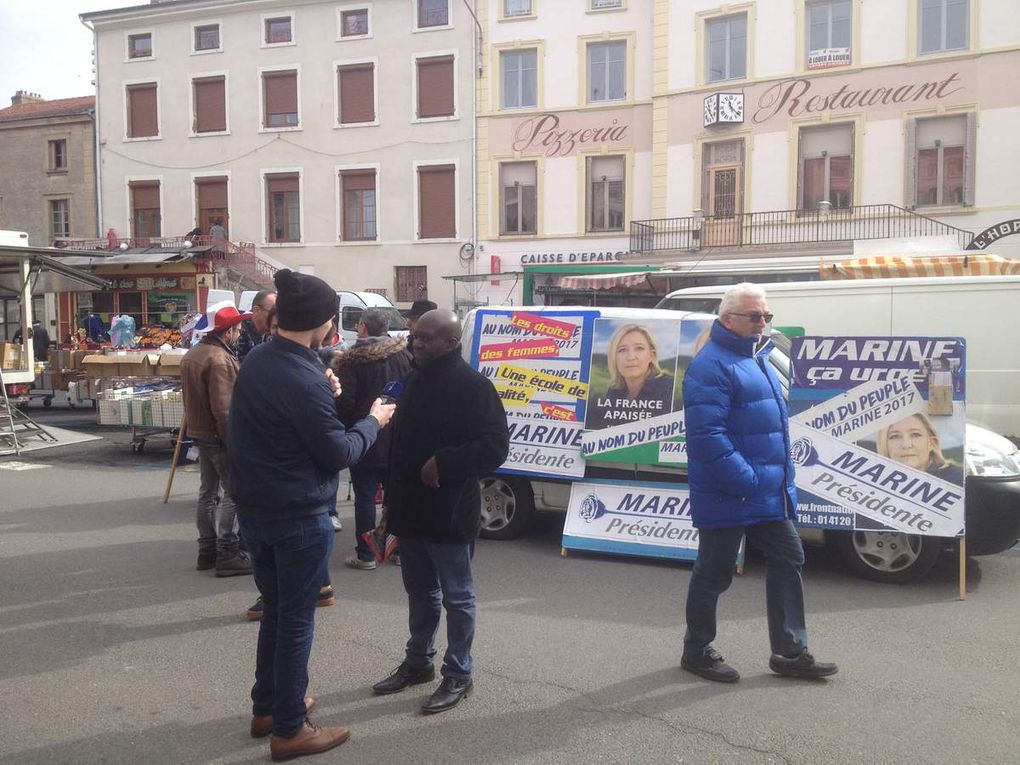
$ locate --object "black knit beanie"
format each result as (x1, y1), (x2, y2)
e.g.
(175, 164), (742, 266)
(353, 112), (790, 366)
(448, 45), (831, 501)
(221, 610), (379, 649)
(274, 269), (338, 331)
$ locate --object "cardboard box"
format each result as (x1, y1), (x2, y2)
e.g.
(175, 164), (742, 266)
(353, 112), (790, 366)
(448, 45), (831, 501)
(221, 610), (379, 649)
(1, 343), (25, 370)
(158, 352), (186, 378)
(82, 353), (159, 378)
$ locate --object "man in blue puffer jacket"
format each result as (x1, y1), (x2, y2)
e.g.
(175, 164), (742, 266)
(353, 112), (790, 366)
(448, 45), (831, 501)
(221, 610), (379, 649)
(680, 283), (837, 683)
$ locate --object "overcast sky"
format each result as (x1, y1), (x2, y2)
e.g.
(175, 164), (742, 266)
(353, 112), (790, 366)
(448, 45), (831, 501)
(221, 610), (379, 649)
(0, 1), (131, 105)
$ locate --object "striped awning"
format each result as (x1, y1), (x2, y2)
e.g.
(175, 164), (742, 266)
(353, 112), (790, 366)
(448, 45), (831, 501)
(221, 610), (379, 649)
(553, 272), (653, 290)
(820, 253), (1020, 280)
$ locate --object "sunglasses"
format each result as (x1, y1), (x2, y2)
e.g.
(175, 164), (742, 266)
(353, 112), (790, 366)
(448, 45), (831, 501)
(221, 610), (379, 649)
(729, 311), (774, 323)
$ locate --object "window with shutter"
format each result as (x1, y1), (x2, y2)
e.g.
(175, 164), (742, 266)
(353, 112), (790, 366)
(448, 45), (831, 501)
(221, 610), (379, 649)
(340, 9), (369, 37)
(587, 41), (626, 103)
(919, 0), (968, 55)
(501, 49), (537, 109)
(266, 174), (300, 242)
(263, 70), (299, 128)
(806, 0), (851, 70)
(128, 33), (152, 59)
(49, 199), (70, 239)
(706, 14), (747, 82)
(48, 139), (67, 172)
(500, 162), (537, 235)
(797, 124), (853, 211)
(417, 0), (449, 28)
(586, 156), (625, 232)
(265, 16), (292, 44)
(416, 55), (455, 119)
(340, 171), (377, 241)
(912, 114), (969, 207)
(418, 165), (455, 239)
(395, 266), (428, 302)
(194, 24), (220, 52)
(338, 64), (375, 125)
(193, 77), (226, 133)
(127, 83), (158, 138)
(130, 182), (161, 239)
(196, 177), (228, 233)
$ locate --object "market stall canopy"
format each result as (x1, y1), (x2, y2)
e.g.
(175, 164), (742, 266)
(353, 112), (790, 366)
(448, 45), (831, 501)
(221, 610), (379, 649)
(0, 245), (111, 296)
(820, 253), (1020, 280)
(552, 272), (655, 291)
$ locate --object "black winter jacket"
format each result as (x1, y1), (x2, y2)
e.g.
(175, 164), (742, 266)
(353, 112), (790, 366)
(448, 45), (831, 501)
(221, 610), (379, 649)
(386, 347), (509, 543)
(228, 336), (380, 521)
(331, 336), (411, 468)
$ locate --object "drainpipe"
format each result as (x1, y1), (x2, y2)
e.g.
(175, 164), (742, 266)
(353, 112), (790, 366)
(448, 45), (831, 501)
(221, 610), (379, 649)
(80, 16), (102, 238)
(461, 0), (483, 279)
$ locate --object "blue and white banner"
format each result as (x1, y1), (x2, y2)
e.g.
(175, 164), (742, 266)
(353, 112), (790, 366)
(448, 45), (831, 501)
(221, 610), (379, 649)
(562, 479), (700, 561)
(789, 335), (966, 536)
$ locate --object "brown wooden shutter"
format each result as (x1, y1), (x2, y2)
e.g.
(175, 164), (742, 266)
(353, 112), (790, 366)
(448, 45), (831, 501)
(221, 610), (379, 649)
(418, 165), (455, 238)
(416, 56), (454, 118)
(128, 83), (158, 137)
(264, 71), (298, 125)
(267, 173), (299, 194)
(338, 65), (375, 124)
(341, 171), (375, 192)
(396, 266), (428, 302)
(904, 118), (917, 209)
(130, 182), (160, 209)
(196, 177), (228, 209)
(194, 77), (226, 133)
(964, 112), (977, 207)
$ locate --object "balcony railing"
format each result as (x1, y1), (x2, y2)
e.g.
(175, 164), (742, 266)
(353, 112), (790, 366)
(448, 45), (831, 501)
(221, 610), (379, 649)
(630, 204), (974, 255)
(58, 235), (277, 288)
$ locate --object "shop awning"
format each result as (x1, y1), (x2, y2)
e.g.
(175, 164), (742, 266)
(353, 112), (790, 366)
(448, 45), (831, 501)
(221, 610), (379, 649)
(821, 253), (1020, 280)
(552, 271), (655, 291)
(0, 246), (111, 296)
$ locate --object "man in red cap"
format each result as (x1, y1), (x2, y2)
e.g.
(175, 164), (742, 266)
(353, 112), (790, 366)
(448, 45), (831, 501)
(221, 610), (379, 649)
(181, 304), (253, 577)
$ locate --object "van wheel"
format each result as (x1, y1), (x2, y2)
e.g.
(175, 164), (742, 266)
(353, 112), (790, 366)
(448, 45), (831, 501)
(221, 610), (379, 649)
(831, 530), (940, 584)
(479, 477), (533, 540)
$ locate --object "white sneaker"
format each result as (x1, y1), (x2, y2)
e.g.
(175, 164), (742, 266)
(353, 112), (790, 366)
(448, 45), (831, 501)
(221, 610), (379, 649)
(330, 515), (343, 532)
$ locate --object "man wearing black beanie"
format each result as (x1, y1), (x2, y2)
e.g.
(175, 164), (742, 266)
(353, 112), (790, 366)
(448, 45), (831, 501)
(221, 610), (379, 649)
(229, 269), (395, 760)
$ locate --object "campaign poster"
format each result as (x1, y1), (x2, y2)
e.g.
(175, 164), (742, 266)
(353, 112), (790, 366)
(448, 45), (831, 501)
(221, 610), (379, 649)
(562, 479), (700, 561)
(581, 318), (685, 466)
(470, 309), (597, 479)
(789, 336), (966, 536)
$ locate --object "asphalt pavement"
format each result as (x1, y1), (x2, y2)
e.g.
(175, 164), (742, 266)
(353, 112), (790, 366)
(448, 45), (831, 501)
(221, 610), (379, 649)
(2, 399), (1019, 764)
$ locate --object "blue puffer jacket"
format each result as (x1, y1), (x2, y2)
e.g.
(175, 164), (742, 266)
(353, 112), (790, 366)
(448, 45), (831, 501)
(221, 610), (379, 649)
(682, 320), (797, 529)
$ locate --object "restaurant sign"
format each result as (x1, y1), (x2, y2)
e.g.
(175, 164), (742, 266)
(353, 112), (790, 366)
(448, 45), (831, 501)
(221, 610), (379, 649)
(753, 71), (962, 123)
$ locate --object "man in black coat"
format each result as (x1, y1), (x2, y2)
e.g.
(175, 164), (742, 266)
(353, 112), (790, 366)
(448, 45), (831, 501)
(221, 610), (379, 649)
(333, 308), (411, 570)
(371, 310), (509, 714)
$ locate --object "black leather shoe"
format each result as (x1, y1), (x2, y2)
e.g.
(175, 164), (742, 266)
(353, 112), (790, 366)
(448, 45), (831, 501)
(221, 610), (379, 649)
(681, 647), (740, 683)
(371, 662), (436, 695)
(769, 649), (838, 679)
(421, 677), (473, 714)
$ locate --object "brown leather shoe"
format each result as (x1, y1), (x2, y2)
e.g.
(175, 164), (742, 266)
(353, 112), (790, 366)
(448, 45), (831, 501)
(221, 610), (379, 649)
(270, 720), (350, 761)
(250, 697), (316, 738)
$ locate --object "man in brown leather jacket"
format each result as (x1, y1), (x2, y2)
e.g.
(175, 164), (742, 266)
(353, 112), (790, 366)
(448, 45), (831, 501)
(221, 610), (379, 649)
(181, 305), (252, 576)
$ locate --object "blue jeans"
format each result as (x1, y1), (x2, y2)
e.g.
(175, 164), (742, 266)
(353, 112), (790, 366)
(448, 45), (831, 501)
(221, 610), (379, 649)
(398, 538), (475, 680)
(683, 519), (807, 659)
(195, 442), (238, 554)
(350, 465), (385, 561)
(237, 512), (334, 737)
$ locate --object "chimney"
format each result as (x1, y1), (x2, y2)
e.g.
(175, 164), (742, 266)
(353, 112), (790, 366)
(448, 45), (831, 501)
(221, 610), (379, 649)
(11, 90), (44, 106)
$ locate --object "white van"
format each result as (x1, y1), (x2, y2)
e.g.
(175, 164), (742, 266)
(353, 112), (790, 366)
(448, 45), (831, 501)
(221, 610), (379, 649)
(240, 288), (408, 345)
(462, 304), (1020, 584)
(657, 276), (1020, 438)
